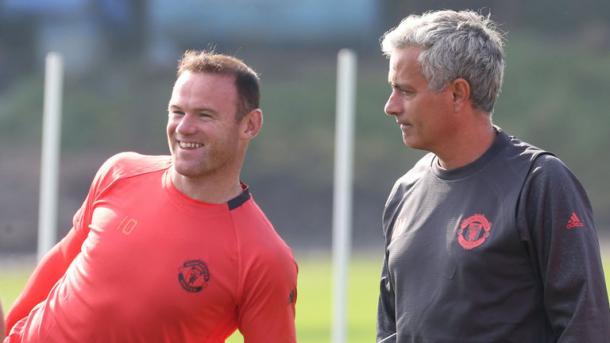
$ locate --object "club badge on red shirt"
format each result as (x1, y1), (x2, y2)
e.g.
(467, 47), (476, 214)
(178, 259), (210, 293)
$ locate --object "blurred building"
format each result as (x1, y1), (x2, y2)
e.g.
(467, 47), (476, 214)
(1, 0), (381, 75)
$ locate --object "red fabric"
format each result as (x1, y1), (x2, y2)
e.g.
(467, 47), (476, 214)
(5, 153), (297, 343)
(5, 224), (85, 334)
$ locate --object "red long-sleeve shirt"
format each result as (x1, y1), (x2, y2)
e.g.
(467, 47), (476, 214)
(5, 152), (298, 343)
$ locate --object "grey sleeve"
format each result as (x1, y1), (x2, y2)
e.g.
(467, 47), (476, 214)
(377, 252), (396, 343)
(518, 155), (610, 341)
(376, 180), (406, 343)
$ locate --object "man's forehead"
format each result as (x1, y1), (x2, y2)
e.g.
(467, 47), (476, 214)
(168, 72), (238, 111)
(388, 47), (424, 79)
(389, 47), (422, 65)
(172, 72), (236, 94)
(174, 71), (235, 87)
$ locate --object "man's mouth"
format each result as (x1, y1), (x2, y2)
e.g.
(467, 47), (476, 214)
(178, 141), (203, 149)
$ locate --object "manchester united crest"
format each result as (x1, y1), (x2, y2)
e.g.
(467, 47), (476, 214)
(178, 259), (210, 293)
(457, 214), (492, 250)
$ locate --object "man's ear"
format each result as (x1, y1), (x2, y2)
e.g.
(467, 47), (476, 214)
(240, 108), (263, 140)
(450, 78), (471, 112)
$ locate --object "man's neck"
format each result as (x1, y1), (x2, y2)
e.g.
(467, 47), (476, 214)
(436, 121), (496, 170)
(170, 168), (243, 204)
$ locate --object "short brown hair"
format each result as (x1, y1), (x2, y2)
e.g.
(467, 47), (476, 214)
(177, 50), (260, 118)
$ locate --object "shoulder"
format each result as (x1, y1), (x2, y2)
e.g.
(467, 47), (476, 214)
(492, 129), (551, 169)
(527, 154), (579, 185)
(522, 153), (591, 210)
(490, 129), (557, 188)
(530, 153), (569, 171)
(90, 152), (171, 195)
(381, 153), (433, 237)
(100, 152), (171, 178)
(232, 196), (296, 272)
(233, 197), (294, 259)
(385, 153), (433, 208)
(494, 127), (575, 185)
(496, 130), (584, 198)
(388, 153), (433, 201)
(233, 198), (298, 339)
(503, 131), (546, 156)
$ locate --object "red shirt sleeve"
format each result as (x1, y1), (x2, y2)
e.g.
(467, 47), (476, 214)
(230, 198), (298, 343)
(237, 249), (298, 342)
(4, 154), (111, 334)
(5, 223), (87, 333)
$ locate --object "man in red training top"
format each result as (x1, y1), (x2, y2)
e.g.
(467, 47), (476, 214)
(4, 50), (298, 343)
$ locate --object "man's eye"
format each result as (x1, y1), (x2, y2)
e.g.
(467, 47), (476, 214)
(392, 86), (410, 95)
(398, 88), (413, 96)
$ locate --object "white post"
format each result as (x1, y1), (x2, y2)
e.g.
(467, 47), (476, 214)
(332, 49), (357, 343)
(38, 52), (64, 261)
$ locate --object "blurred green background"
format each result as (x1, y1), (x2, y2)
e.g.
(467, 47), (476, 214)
(1, 0), (610, 341)
(1, 1), (610, 253)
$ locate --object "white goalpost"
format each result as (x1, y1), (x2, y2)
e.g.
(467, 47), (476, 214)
(332, 49), (357, 343)
(37, 52), (64, 261)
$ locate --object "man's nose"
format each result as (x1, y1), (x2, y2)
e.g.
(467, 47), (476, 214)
(384, 91), (400, 117)
(176, 113), (197, 135)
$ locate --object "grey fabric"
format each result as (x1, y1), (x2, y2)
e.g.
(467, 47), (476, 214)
(377, 128), (610, 343)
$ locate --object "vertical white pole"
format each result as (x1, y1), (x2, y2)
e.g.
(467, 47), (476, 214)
(38, 52), (64, 261)
(332, 49), (357, 343)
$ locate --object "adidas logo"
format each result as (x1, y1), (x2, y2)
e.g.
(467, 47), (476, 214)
(566, 212), (585, 229)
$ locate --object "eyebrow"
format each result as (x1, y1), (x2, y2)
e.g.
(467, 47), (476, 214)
(389, 81), (408, 90)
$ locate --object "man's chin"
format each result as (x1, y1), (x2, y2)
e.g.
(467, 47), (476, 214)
(402, 137), (424, 150)
(172, 163), (206, 179)
(402, 134), (415, 148)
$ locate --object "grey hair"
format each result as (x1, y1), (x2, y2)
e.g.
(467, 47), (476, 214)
(381, 10), (505, 113)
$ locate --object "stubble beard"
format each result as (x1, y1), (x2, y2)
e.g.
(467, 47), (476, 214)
(172, 142), (240, 181)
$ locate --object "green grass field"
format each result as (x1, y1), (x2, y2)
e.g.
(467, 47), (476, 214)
(1, 254), (609, 342)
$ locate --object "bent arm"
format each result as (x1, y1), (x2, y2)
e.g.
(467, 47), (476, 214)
(5, 226), (85, 333)
(6, 156), (112, 334)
